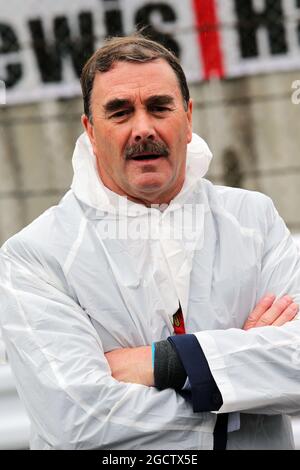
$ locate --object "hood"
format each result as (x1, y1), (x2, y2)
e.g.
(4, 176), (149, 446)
(71, 132), (212, 215)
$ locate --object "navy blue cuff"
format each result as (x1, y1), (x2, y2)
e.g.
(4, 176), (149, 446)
(168, 334), (223, 412)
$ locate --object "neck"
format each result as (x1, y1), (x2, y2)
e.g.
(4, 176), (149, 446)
(124, 180), (185, 207)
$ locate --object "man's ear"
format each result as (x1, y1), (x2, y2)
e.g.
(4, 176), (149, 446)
(81, 114), (97, 156)
(186, 99), (193, 144)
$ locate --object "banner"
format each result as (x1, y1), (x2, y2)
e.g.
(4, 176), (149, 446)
(0, 0), (300, 105)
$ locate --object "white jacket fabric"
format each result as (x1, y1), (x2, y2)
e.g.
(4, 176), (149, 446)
(0, 132), (299, 450)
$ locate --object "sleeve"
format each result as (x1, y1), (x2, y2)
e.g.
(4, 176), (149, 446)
(153, 339), (187, 390)
(167, 335), (223, 412)
(0, 245), (209, 450)
(173, 199), (300, 415)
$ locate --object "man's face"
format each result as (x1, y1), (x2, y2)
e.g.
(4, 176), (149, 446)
(82, 59), (193, 205)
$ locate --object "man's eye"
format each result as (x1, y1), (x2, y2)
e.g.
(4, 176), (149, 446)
(111, 110), (131, 118)
(152, 106), (169, 113)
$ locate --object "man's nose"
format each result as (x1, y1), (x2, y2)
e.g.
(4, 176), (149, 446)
(131, 112), (156, 143)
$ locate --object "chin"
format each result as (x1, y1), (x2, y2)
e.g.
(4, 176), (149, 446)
(133, 174), (170, 191)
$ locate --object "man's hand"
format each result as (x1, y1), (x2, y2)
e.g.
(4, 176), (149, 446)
(105, 346), (154, 386)
(243, 294), (299, 330)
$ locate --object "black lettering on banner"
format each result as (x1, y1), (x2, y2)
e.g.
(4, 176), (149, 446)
(234, 0), (287, 58)
(28, 12), (94, 83)
(0, 24), (22, 88)
(135, 3), (180, 58)
(102, 0), (124, 37)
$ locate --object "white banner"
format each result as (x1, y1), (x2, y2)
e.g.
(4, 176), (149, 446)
(0, 0), (299, 105)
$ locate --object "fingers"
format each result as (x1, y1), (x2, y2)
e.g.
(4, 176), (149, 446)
(254, 295), (294, 328)
(272, 302), (299, 326)
(243, 294), (276, 330)
(243, 294), (299, 331)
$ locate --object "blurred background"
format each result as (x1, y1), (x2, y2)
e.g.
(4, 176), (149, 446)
(0, 0), (300, 449)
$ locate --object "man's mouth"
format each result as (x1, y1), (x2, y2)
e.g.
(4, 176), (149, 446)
(129, 153), (164, 161)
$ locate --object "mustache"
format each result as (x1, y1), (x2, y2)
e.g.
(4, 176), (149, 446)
(125, 140), (170, 159)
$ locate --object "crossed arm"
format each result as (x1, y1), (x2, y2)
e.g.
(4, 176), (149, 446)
(105, 294), (299, 387)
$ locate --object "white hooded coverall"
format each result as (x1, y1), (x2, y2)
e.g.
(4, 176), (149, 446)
(0, 133), (299, 450)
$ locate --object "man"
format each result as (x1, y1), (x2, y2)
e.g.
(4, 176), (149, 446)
(0, 34), (299, 450)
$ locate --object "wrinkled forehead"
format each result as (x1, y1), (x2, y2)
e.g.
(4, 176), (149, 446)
(91, 59), (182, 104)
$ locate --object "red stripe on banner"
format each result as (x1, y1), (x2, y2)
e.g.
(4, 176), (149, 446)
(192, 0), (224, 79)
